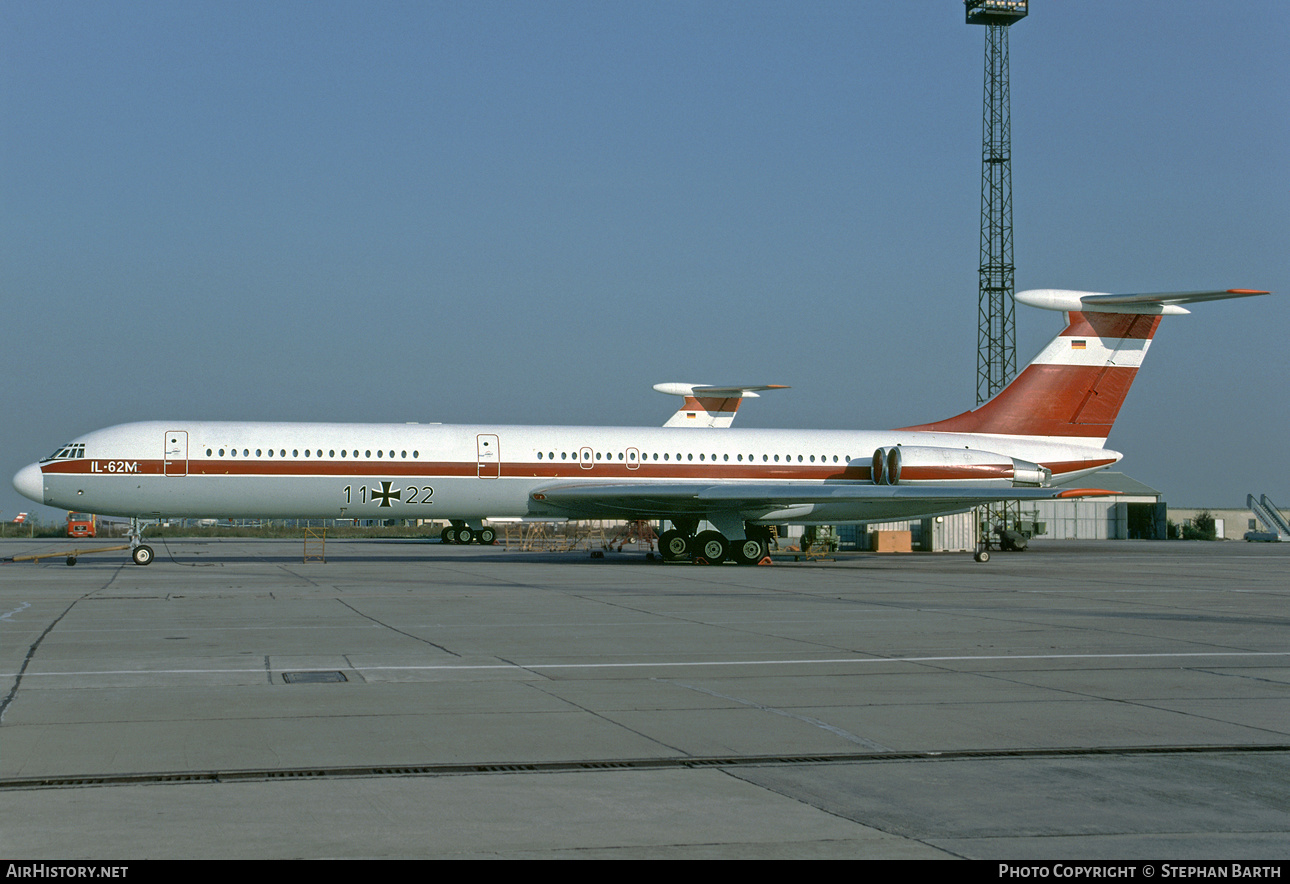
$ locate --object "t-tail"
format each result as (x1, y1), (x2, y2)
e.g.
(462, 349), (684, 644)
(655, 383), (789, 428)
(902, 288), (1270, 447)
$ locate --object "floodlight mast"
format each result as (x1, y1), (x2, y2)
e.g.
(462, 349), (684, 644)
(966, 0), (1027, 407)
(966, 1), (1028, 550)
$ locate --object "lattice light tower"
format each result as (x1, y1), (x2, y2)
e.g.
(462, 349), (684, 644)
(967, 1), (1027, 550)
(966, 0), (1027, 406)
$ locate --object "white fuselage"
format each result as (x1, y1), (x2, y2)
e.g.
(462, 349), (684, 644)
(19, 420), (1120, 524)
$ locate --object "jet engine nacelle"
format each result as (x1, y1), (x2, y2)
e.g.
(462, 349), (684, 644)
(872, 446), (1050, 487)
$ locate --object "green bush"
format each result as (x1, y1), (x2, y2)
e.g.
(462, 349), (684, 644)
(1182, 510), (1217, 541)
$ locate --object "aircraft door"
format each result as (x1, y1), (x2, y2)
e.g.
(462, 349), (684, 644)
(626, 447), (641, 471)
(164, 431), (188, 477)
(579, 446), (594, 470)
(477, 434), (500, 479)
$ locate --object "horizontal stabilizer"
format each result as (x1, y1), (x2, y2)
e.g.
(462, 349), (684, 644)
(653, 383), (790, 398)
(1017, 288), (1270, 315)
(655, 383), (789, 428)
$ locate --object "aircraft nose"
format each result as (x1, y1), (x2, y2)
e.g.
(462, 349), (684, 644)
(12, 463), (44, 504)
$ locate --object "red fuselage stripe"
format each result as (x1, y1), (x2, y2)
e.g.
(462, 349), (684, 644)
(41, 457), (1115, 481)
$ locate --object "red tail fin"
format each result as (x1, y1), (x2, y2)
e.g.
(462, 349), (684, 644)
(902, 311), (1160, 443)
(903, 288), (1269, 444)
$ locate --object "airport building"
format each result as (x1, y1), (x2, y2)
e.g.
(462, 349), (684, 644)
(836, 472), (1166, 551)
(1168, 507), (1276, 542)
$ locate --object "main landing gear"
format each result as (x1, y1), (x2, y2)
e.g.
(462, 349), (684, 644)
(440, 521), (496, 545)
(658, 522), (773, 566)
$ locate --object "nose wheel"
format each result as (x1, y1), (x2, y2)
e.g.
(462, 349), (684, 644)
(126, 517), (155, 565)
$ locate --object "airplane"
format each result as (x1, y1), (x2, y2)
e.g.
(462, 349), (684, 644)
(12, 287), (1270, 567)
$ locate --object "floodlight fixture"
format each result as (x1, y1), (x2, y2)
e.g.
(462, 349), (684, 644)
(965, 0), (1028, 27)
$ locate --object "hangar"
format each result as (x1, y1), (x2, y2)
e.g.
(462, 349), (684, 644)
(836, 472), (1166, 551)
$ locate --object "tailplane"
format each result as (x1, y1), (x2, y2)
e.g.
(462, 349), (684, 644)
(655, 383), (789, 428)
(902, 288), (1270, 445)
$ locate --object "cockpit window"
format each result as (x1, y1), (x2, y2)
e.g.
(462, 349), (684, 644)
(40, 444), (85, 463)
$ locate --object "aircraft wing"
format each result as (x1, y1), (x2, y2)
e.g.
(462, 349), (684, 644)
(529, 481), (1115, 522)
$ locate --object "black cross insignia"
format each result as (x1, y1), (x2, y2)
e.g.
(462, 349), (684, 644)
(371, 480), (401, 508)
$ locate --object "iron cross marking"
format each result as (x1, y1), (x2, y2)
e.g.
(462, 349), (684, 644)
(371, 481), (401, 507)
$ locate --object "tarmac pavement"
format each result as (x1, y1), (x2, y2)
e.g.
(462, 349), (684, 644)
(1, 537), (1287, 858)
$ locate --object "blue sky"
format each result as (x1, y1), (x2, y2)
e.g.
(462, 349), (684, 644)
(3, 1), (1286, 523)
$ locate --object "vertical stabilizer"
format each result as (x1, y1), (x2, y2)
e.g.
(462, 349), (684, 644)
(901, 288), (1269, 445)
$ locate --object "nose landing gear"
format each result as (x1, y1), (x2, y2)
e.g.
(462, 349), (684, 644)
(128, 517), (155, 566)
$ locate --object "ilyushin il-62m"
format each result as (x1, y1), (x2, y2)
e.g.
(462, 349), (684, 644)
(12, 288), (1269, 566)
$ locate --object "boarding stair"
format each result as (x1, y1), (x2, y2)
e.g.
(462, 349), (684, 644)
(1246, 494), (1290, 542)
